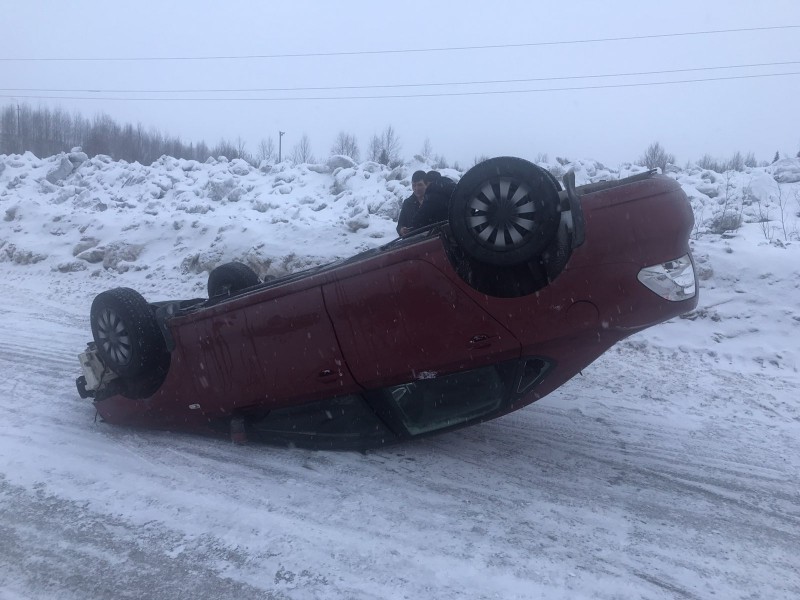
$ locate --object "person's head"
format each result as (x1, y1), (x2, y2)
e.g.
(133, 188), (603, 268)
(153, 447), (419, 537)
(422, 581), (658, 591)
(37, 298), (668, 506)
(424, 170), (442, 185)
(412, 170), (427, 199)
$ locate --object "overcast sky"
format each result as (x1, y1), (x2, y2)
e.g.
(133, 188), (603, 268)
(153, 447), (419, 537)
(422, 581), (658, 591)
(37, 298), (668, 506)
(2, 1), (799, 166)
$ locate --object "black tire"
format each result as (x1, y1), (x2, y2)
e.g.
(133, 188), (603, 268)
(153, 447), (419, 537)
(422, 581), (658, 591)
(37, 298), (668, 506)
(449, 157), (561, 266)
(90, 287), (165, 379)
(543, 220), (572, 281)
(207, 262), (260, 298)
(542, 167), (563, 192)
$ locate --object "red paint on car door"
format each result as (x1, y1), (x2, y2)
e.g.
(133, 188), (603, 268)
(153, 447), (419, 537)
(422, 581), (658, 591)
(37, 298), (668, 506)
(323, 259), (521, 389)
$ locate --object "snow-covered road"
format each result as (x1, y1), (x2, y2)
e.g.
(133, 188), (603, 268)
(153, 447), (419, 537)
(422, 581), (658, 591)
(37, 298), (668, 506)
(1, 277), (798, 600)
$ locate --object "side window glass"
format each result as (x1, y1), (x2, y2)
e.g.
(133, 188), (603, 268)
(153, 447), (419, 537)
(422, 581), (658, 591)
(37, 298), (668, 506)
(378, 358), (553, 436)
(382, 365), (506, 435)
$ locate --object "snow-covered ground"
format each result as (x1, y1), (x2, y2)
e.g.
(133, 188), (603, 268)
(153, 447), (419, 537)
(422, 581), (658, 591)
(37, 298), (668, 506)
(1, 151), (799, 599)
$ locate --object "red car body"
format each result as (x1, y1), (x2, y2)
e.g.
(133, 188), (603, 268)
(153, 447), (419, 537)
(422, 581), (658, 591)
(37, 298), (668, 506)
(79, 163), (698, 449)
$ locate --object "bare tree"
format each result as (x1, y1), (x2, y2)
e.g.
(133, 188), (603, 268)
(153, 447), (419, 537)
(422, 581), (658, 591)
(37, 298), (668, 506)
(697, 154), (723, 173)
(235, 136), (250, 161)
(419, 137), (433, 162)
(638, 141), (675, 173)
(330, 131), (360, 161)
(134, 123), (146, 162)
(754, 192), (773, 241)
(148, 128), (165, 162)
(195, 140), (210, 161)
(368, 125), (402, 166)
(291, 133), (315, 163)
(710, 170), (743, 233)
(432, 154), (449, 169)
(381, 125), (402, 166)
(257, 137), (275, 163)
(794, 190), (800, 240)
(727, 151), (744, 172)
(775, 182), (790, 241)
(120, 123), (135, 161)
(367, 134), (382, 162)
(72, 111), (88, 150)
(0, 105), (18, 153)
(692, 200), (706, 240)
(212, 138), (238, 160)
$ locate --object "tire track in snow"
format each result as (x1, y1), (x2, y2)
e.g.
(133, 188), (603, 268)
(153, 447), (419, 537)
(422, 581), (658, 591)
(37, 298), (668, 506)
(0, 476), (287, 600)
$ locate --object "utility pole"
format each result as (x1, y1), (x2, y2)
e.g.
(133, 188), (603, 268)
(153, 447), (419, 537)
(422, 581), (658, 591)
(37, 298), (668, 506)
(17, 103), (21, 151)
(278, 131), (285, 162)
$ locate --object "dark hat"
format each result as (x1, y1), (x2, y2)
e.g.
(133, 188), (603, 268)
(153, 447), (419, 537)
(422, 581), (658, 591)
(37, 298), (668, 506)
(424, 170), (442, 183)
(412, 170), (427, 183)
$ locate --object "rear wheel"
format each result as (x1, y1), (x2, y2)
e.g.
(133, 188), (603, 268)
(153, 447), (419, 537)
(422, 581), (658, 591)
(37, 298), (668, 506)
(449, 157), (561, 266)
(90, 287), (165, 378)
(207, 262), (260, 297)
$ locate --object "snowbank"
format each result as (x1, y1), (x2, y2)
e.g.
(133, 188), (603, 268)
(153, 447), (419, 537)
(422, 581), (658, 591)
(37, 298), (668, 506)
(1, 151), (799, 371)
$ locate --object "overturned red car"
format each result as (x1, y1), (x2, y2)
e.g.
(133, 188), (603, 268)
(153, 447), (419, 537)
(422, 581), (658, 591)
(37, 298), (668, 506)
(76, 157), (698, 449)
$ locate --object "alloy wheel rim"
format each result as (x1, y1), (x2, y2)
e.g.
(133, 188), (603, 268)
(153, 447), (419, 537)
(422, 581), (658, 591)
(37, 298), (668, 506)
(467, 177), (539, 250)
(96, 308), (132, 365)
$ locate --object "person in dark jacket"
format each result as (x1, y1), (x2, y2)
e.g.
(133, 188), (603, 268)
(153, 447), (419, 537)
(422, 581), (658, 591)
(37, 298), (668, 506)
(410, 170), (456, 231)
(396, 170), (428, 236)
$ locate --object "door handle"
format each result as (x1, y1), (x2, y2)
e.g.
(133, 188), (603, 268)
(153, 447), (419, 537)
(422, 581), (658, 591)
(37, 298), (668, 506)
(317, 368), (339, 383)
(468, 334), (492, 349)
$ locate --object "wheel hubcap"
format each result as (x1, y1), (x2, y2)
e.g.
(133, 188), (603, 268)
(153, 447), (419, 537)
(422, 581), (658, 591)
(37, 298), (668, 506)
(467, 178), (539, 250)
(96, 308), (132, 365)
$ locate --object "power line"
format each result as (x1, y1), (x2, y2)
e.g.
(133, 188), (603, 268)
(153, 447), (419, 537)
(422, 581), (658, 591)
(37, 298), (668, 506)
(1, 71), (798, 102)
(1, 25), (798, 62)
(2, 60), (798, 94)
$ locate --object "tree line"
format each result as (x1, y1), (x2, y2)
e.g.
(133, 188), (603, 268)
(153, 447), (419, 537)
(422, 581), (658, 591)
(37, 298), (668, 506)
(0, 103), (217, 164)
(0, 102), (438, 168)
(5, 102), (795, 172)
(637, 141), (798, 174)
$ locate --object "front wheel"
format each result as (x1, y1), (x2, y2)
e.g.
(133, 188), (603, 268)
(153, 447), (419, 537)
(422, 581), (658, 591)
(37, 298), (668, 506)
(448, 157), (561, 266)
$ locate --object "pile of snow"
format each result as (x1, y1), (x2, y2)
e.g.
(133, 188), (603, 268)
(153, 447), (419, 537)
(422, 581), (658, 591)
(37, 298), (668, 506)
(1, 150), (425, 298)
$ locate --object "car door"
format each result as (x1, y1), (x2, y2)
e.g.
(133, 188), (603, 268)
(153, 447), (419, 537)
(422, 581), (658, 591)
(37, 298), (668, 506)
(322, 259), (521, 391)
(179, 286), (358, 411)
(244, 286), (359, 404)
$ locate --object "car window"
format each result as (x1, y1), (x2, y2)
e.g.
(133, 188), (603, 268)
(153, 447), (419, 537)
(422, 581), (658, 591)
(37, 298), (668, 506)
(382, 365), (507, 435)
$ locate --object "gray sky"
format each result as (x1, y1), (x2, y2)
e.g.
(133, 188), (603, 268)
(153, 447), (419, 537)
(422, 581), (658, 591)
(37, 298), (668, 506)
(2, 0), (799, 166)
